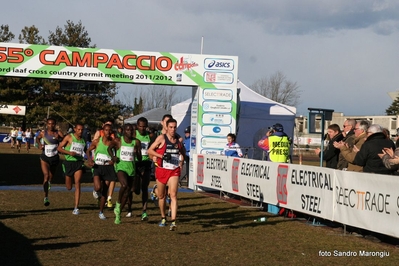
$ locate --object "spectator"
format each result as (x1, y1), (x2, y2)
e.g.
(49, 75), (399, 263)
(379, 146), (399, 175)
(222, 133), (243, 157)
(314, 124), (344, 169)
(337, 119), (356, 170)
(334, 120), (369, 172)
(353, 124), (396, 174)
(182, 126), (191, 182)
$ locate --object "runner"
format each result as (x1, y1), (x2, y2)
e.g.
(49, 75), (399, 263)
(148, 118), (185, 231)
(133, 117), (155, 221)
(10, 127), (17, 148)
(36, 118), (64, 206)
(57, 123), (85, 215)
(86, 124), (117, 220)
(108, 124), (141, 224)
(25, 128), (33, 153)
(92, 118), (116, 208)
(16, 127), (23, 153)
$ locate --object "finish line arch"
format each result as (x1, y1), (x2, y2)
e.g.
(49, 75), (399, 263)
(0, 42), (239, 156)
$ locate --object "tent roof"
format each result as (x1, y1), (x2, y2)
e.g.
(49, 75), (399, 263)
(237, 80), (296, 116)
(124, 107), (168, 125)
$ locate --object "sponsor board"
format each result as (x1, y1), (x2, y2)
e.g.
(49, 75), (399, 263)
(202, 88), (233, 101)
(201, 125), (231, 136)
(202, 101), (232, 112)
(204, 72), (234, 84)
(204, 58), (234, 71)
(202, 113), (232, 125)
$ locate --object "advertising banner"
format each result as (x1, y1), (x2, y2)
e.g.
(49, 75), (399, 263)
(193, 154), (399, 237)
(0, 42), (239, 156)
(0, 43), (238, 87)
(285, 163), (335, 220)
(0, 104), (26, 116)
(334, 171), (399, 237)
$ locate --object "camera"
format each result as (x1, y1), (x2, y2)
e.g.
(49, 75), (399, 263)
(268, 127), (275, 134)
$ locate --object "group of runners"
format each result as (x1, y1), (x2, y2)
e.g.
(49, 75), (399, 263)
(9, 127), (34, 152)
(36, 114), (186, 231)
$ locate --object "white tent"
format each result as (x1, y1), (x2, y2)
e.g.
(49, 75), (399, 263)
(124, 107), (168, 126)
(171, 81), (297, 159)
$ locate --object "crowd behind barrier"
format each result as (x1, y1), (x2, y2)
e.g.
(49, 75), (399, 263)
(191, 154), (399, 238)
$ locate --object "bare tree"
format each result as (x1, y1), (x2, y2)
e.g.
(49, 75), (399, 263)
(251, 71), (301, 107)
(120, 85), (183, 114)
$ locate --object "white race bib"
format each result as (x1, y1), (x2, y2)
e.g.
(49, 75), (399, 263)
(70, 142), (85, 157)
(95, 153), (111, 165)
(45, 144), (58, 157)
(120, 146), (134, 162)
(141, 142), (149, 155)
(163, 154), (179, 170)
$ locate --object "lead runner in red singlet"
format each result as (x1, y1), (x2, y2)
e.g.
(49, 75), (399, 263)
(148, 118), (185, 231)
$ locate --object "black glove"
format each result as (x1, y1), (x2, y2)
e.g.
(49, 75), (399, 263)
(162, 153), (171, 161)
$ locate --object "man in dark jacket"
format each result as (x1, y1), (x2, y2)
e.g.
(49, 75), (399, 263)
(315, 124), (344, 169)
(353, 124), (396, 175)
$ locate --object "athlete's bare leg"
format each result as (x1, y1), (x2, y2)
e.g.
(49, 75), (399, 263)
(156, 180), (167, 218)
(166, 176), (179, 220)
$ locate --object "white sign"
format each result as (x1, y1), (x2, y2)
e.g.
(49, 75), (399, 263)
(193, 154), (399, 238)
(0, 104), (26, 116)
(204, 72), (234, 84)
(201, 125), (231, 136)
(202, 113), (232, 125)
(202, 101), (232, 112)
(202, 89), (233, 101)
(201, 137), (226, 149)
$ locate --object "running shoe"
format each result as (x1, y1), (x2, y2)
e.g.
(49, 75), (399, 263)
(169, 221), (177, 231)
(92, 190), (101, 200)
(159, 218), (167, 227)
(99, 212), (106, 220)
(151, 184), (158, 207)
(114, 202), (121, 215)
(126, 212), (132, 218)
(114, 214), (121, 224)
(167, 209), (171, 217)
(44, 197), (50, 206)
(141, 212), (148, 221)
(107, 198), (113, 208)
(72, 208), (80, 215)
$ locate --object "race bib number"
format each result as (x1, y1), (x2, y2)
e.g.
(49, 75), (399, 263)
(70, 142), (85, 157)
(141, 142), (149, 155)
(95, 153), (111, 165)
(45, 144), (58, 157)
(163, 154), (179, 170)
(120, 146), (134, 162)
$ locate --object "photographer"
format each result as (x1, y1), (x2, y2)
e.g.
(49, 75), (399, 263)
(258, 123), (291, 163)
